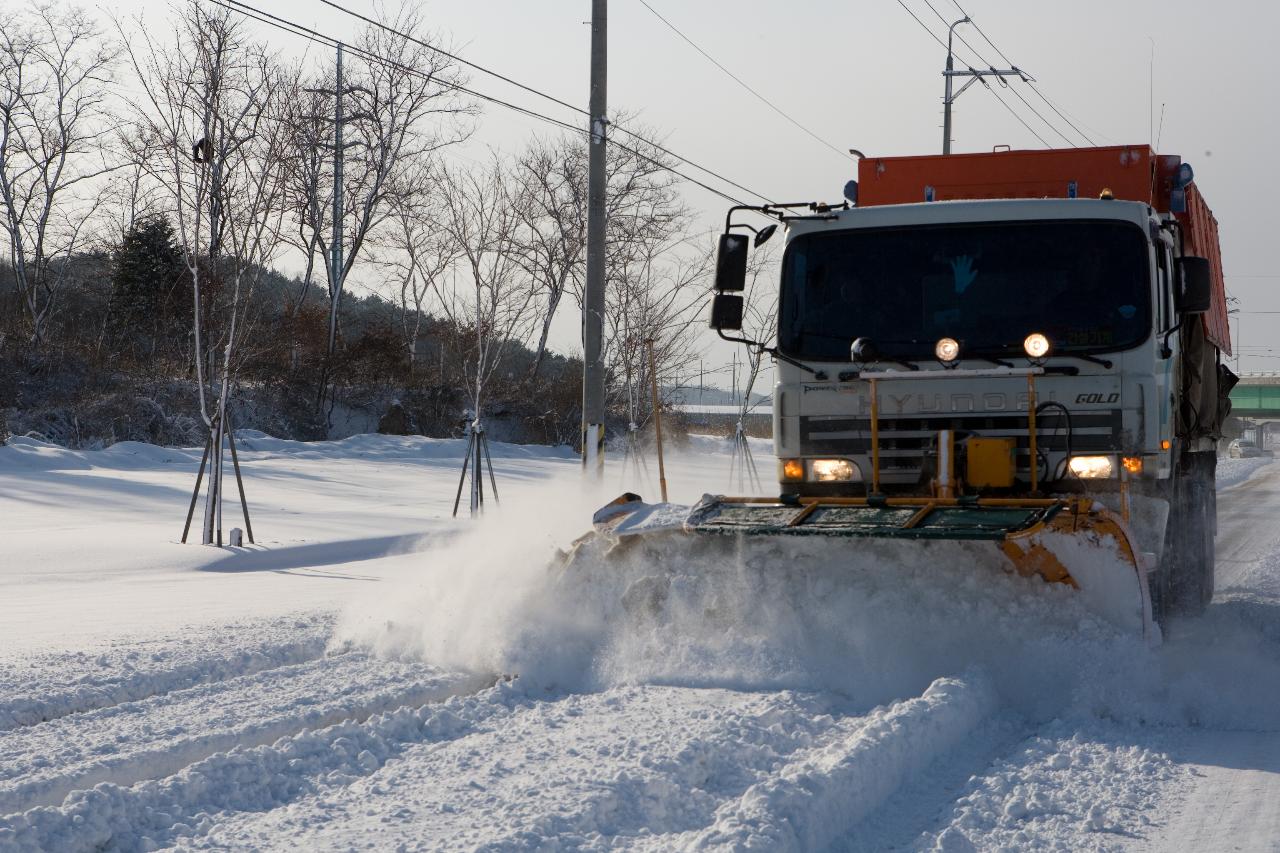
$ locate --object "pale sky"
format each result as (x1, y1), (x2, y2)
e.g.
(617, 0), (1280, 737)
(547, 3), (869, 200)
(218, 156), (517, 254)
(95, 0), (1280, 386)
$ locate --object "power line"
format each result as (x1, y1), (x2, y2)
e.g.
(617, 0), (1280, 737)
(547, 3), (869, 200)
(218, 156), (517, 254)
(314, 0), (584, 125)
(951, 1), (1100, 146)
(218, 0), (767, 207)
(895, 0), (947, 49)
(894, 0), (1050, 147)
(919, 0), (1075, 147)
(634, 0), (853, 164)
(222, 0), (753, 205)
(303, 0), (776, 205)
(979, 78), (1052, 147)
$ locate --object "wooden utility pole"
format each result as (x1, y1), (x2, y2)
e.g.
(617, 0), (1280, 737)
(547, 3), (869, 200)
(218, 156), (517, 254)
(327, 42), (346, 357)
(582, 0), (607, 476)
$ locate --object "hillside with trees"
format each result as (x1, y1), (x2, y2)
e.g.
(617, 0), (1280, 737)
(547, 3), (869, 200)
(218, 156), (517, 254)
(0, 1), (725, 449)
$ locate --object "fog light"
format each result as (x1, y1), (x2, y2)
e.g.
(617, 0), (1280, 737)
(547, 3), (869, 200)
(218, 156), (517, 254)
(808, 459), (857, 482)
(1068, 455), (1114, 479)
(935, 337), (960, 364)
(1121, 456), (1143, 475)
(1023, 332), (1051, 360)
(781, 458), (804, 482)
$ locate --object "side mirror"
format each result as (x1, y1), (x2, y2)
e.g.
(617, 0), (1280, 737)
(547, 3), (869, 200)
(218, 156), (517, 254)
(714, 233), (749, 292)
(1175, 256), (1212, 315)
(709, 293), (744, 331)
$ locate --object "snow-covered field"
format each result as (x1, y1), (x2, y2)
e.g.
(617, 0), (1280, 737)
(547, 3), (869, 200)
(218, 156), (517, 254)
(1, 434), (1278, 851)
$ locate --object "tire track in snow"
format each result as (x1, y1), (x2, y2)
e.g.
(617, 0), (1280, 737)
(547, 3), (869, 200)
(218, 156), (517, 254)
(179, 682), (990, 852)
(0, 628), (331, 732)
(830, 713), (1036, 852)
(458, 688), (854, 852)
(0, 653), (489, 815)
(683, 674), (998, 852)
(0, 677), (512, 853)
(915, 720), (1186, 851)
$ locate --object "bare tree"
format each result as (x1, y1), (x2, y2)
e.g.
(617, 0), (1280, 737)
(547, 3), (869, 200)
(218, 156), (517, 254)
(380, 162), (459, 372)
(433, 156), (537, 420)
(510, 119), (689, 380)
(597, 118), (690, 313)
(606, 233), (713, 428)
(122, 2), (280, 423)
(278, 75), (331, 316)
(122, 2), (289, 544)
(284, 8), (473, 410)
(0, 2), (119, 347)
(511, 136), (586, 376)
(100, 125), (165, 241)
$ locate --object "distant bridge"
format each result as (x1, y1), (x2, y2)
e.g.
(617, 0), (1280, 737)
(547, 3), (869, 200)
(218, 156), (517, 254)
(1230, 373), (1280, 419)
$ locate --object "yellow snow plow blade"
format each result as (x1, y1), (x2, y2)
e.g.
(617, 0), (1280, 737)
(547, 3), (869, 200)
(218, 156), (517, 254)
(590, 492), (1155, 639)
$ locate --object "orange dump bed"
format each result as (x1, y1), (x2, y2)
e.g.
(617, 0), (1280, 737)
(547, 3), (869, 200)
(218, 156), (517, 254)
(855, 145), (1230, 355)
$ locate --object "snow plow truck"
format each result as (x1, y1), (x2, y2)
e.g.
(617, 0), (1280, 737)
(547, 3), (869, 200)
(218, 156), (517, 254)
(590, 145), (1234, 639)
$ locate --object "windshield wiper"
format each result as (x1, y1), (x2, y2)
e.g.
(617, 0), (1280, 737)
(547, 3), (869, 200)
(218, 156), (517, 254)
(871, 355), (920, 372)
(963, 351), (1015, 368)
(1058, 352), (1114, 369)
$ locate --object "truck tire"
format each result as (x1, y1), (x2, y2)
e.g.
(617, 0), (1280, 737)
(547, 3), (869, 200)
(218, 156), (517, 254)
(1151, 533), (1173, 627)
(1191, 452), (1217, 608)
(1169, 453), (1216, 618)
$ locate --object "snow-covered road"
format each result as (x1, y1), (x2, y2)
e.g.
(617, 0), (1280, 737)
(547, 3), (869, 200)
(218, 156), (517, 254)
(1130, 457), (1280, 853)
(1, 435), (1278, 851)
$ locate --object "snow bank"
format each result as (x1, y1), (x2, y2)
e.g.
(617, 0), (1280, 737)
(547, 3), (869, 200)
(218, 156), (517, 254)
(0, 436), (200, 472)
(1216, 456), (1274, 489)
(0, 432), (575, 472)
(231, 431), (576, 462)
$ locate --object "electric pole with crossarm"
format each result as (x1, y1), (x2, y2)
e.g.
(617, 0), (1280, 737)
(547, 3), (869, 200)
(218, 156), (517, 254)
(942, 17), (1028, 155)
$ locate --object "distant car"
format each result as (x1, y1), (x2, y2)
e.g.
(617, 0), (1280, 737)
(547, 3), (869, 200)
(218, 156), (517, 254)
(1228, 439), (1266, 459)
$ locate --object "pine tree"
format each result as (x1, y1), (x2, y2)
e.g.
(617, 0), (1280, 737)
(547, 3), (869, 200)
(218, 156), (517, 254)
(107, 217), (189, 364)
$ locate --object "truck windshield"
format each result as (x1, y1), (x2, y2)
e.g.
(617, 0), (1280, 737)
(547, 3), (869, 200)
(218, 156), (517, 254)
(779, 220), (1150, 361)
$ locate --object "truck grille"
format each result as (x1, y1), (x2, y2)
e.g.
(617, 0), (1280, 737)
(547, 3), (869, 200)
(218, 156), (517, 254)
(799, 410), (1122, 479)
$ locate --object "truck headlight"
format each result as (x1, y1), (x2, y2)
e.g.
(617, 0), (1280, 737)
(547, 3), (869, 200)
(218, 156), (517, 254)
(808, 459), (858, 482)
(1068, 455), (1114, 479)
(1023, 332), (1051, 360)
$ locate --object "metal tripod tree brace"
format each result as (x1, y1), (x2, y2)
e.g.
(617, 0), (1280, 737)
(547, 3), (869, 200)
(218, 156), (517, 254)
(181, 406), (254, 547)
(452, 419), (500, 518)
